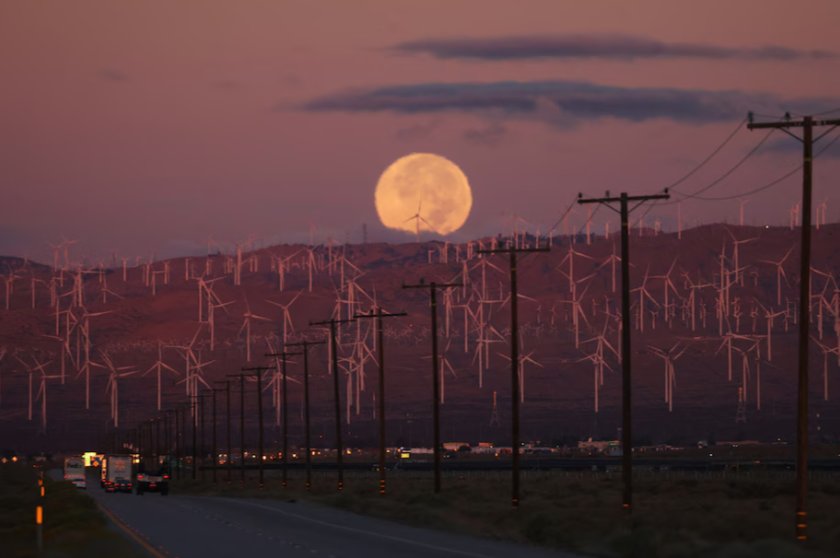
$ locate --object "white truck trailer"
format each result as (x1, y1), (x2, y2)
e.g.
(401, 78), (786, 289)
(63, 456), (86, 488)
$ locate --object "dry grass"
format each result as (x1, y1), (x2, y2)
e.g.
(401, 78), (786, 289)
(0, 463), (145, 558)
(172, 470), (840, 557)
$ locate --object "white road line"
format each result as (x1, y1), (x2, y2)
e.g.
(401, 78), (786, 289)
(217, 499), (509, 558)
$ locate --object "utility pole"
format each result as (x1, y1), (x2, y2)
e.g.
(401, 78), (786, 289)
(191, 394), (212, 482)
(173, 408), (180, 480)
(402, 279), (462, 493)
(242, 366), (274, 489)
(135, 425), (142, 469)
(355, 308), (407, 496)
(478, 245), (550, 508)
(264, 350), (303, 489)
(223, 375), (248, 486)
(156, 416), (162, 467)
(286, 340), (325, 490)
(191, 396), (197, 480)
(164, 410), (176, 471)
(578, 189), (670, 516)
(309, 318), (357, 491)
(215, 380), (233, 484)
(179, 405), (186, 480)
(207, 388), (222, 483)
(200, 397), (205, 481)
(747, 112), (840, 542)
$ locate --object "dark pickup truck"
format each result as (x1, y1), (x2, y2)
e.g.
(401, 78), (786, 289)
(136, 468), (169, 496)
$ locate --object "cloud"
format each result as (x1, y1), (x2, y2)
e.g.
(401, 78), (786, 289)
(97, 69), (129, 82)
(395, 118), (439, 140)
(303, 80), (838, 126)
(463, 122), (507, 146)
(760, 136), (840, 159)
(392, 34), (837, 62)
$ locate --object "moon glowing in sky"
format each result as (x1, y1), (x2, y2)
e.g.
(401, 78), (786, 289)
(375, 153), (472, 237)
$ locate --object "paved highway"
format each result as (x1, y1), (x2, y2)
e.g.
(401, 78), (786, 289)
(54, 470), (577, 558)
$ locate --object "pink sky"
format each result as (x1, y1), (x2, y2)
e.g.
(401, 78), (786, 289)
(2, 0), (839, 263)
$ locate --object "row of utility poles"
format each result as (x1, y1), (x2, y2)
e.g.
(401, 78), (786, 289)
(107, 112), (830, 542)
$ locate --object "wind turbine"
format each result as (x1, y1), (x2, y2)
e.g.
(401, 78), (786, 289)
(811, 336), (839, 401)
(403, 198), (434, 243)
(143, 341), (180, 410)
(239, 298), (271, 361)
(758, 245), (794, 306)
(266, 291), (302, 344)
(725, 227), (758, 287)
(631, 267), (658, 333)
(648, 342), (689, 412)
(92, 351), (136, 428)
(35, 364), (62, 432)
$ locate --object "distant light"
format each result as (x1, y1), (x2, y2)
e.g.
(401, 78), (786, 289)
(765, 225), (769, 229)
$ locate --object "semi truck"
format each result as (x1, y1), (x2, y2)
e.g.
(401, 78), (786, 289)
(63, 456), (86, 488)
(101, 455), (133, 493)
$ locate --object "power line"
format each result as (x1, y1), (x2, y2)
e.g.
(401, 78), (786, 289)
(546, 199), (578, 238)
(667, 129), (840, 202)
(663, 116), (747, 192)
(633, 127), (774, 224)
(670, 129), (775, 202)
(553, 117), (747, 239)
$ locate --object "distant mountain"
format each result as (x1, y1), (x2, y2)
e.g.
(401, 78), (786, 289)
(1, 224), (839, 452)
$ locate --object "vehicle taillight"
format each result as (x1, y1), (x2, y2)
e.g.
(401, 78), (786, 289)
(163, 475), (169, 479)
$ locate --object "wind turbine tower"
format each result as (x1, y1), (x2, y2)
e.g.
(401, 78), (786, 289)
(735, 387), (747, 424)
(489, 391), (500, 427)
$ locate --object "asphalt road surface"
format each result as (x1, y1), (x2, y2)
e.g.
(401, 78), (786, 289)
(53, 470), (578, 558)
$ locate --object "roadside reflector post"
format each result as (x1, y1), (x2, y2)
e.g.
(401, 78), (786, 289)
(36, 505), (43, 554)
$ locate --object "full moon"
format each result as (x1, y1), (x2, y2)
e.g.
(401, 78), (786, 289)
(375, 153), (472, 237)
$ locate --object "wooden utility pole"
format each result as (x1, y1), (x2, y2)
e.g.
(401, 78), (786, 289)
(237, 367), (275, 489)
(156, 416), (162, 467)
(190, 397), (197, 480)
(355, 308), (407, 496)
(286, 340), (325, 490)
(205, 388), (224, 483)
(747, 112), (840, 542)
(172, 408), (181, 480)
(224, 374), (248, 486)
(263, 351), (303, 489)
(309, 319), (356, 491)
(191, 394), (212, 481)
(578, 189), (670, 515)
(477, 245), (550, 508)
(215, 380), (233, 484)
(401, 279), (462, 493)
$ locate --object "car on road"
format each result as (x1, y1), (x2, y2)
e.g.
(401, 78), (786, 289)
(64, 456), (86, 488)
(136, 467), (169, 496)
(101, 455), (133, 493)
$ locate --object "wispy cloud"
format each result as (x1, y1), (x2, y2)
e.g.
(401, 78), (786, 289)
(760, 136), (840, 159)
(463, 122), (507, 147)
(303, 80), (837, 126)
(395, 118), (439, 140)
(97, 69), (129, 83)
(392, 34), (836, 62)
